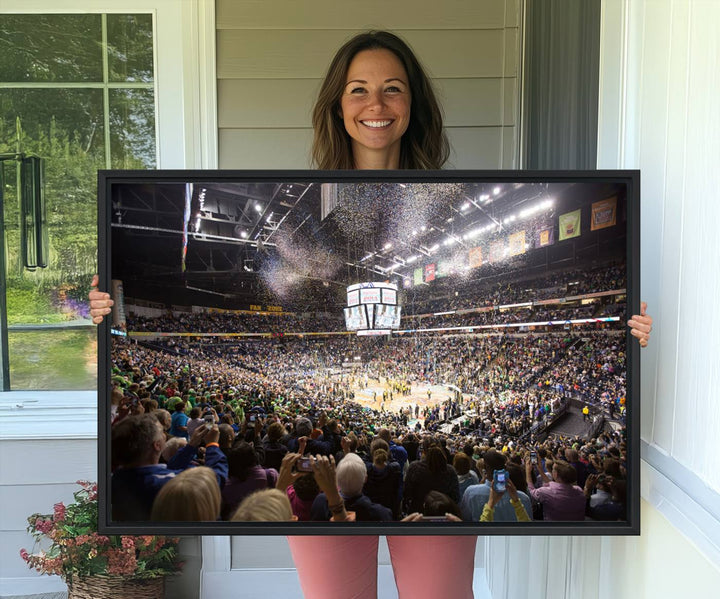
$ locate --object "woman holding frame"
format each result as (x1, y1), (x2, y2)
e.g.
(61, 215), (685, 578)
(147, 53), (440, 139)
(90, 30), (652, 598)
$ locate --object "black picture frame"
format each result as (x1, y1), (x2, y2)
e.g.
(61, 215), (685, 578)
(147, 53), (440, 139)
(98, 169), (640, 536)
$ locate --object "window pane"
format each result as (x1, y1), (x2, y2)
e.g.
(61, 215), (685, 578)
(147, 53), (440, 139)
(110, 88), (157, 168)
(107, 14), (154, 83)
(8, 329), (97, 390)
(2, 88), (103, 390)
(1, 88), (104, 280)
(0, 14), (102, 82)
(1, 13), (157, 390)
(0, 89), (106, 163)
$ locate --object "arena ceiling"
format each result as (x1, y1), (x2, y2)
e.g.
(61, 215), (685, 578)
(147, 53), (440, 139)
(110, 178), (626, 310)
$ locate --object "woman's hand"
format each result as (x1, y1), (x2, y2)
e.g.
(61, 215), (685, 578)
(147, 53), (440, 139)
(89, 274), (114, 324)
(628, 301), (653, 348)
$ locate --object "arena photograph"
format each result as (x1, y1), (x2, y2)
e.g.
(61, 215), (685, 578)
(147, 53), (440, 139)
(100, 172), (638, 533)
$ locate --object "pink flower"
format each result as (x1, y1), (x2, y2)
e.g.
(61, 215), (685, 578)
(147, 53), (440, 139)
(107, 548), (137, 576)
(34, 518), (54, 535)
(19, 549), (29, 562)
(121, 537), (135, 550)
(53, 503), (66, 522)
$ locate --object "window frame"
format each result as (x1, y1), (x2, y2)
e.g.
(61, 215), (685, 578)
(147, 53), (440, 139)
(0, 1), (216, 395)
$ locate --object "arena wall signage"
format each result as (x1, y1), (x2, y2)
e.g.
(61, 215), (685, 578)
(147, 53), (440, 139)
(98, 170), (641, 536)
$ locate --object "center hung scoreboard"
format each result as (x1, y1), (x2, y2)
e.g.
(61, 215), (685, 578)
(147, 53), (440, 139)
(344, 282), (401, 335)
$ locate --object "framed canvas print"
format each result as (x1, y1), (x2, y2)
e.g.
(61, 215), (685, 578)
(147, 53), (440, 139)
(98, 169), (640, 536)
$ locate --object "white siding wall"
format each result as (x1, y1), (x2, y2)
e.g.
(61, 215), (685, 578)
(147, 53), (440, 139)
(216, 0), (522, 169)
(0, 393), (97, 595)
(486, 1), (720, 597)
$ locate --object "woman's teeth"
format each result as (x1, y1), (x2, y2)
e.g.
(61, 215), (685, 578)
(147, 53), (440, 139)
(362, 120), (392, 128)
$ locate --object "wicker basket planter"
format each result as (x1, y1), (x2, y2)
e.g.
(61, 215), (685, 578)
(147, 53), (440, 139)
(67, 575), (165, 599)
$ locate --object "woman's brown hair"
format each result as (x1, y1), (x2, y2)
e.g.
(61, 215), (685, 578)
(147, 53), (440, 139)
(311, 30), (449, 170)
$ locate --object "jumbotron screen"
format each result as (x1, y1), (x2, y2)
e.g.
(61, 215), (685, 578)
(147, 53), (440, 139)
(98, 169), (640, 537)
(345, 282), (400, 334)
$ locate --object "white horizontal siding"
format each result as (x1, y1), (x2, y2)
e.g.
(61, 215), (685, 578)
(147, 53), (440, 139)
(216, 0), (515, 30)
(216, 0), (521, 171)
(217, 29), (515, 80)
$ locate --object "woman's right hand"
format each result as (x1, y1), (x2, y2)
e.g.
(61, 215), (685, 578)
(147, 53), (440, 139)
(89, 274), (114, 324)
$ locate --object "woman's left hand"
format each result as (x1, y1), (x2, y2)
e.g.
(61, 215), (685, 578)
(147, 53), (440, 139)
(628, 301), (653, 347)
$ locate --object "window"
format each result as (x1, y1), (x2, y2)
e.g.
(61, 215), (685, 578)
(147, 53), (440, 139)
(0, 13), (156, 390)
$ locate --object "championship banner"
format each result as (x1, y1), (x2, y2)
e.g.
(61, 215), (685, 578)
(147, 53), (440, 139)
(436, 260), (451, 278)
(469, 246), (482, 268)
(559, 209), (581, 241)
(413, 267), (423, 286)
(508, 230), (526, 256)
(536, 226), (555, 247)
(181, 183), (192, 272)
(591, 196), (617, 231)
(489, 240), (505, 263)
(424, 263), (436, 282)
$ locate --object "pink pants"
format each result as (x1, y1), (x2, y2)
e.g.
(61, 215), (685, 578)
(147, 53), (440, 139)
(287, 535), (477, 599)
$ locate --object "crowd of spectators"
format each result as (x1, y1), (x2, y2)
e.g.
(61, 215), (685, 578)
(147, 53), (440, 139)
(405, 262), (626, 315)
(110, 305), (628, 523)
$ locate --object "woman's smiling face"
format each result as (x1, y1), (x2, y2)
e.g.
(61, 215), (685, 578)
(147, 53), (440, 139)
(340, 48), (411, 169)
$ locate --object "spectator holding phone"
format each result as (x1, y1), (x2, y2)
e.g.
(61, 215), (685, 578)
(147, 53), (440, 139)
(460, 448), (531, 522)
(276, 453), (320, 521)
(525, 456), (586, 521)
(480, 478), (530, 522)
(311, 452), (392, 522)
(111, 415), (227, 521)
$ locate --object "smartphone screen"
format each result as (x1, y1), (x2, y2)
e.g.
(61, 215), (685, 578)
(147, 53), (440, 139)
(494, 469), (507, 492)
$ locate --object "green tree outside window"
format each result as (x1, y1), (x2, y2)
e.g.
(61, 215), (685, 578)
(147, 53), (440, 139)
(0, 13), (156, 390)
